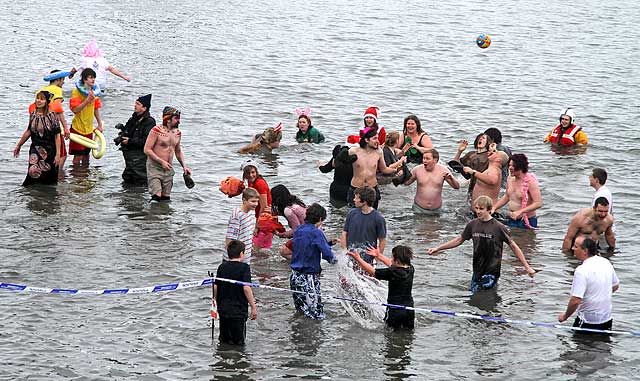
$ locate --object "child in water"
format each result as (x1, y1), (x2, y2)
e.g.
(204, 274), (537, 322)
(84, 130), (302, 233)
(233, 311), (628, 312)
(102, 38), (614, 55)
(347, 245), (415, 329)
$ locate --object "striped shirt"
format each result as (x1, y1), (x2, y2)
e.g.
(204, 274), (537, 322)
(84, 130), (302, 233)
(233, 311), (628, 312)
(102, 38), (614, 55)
(225, 207), (256, 262)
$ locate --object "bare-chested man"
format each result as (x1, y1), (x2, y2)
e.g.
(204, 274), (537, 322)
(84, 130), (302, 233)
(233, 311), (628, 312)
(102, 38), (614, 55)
(562, 197), (615, 252)
(347, 128), (406, 209)
(492, 153), (542, 229)
(403, 149), (460, 214)
(463, 151), (502, 209)
(143, 106), (191, 202)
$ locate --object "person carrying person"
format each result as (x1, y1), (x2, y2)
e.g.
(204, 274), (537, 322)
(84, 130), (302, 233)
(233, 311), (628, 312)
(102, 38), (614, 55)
(290, 203), (337, 320)
(484, 127), (511, 188)
(118, 94), (156, 185)
(428, 195), (535, 292)
(492, 153), (542, 229)
(348, 245), (416, 330)
(213, 239), (258, 345)
(402, 149), (460, 214)
(143, 106), (192, 202)
(544, 108), (588, 146)
(558, 236), (619, 332)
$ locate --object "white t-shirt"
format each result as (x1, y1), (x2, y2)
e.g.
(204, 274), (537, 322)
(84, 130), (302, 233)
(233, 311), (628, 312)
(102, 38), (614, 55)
(592, 185), (613, 214)
(571, 255), (619, 324)
(76, 56), (110, 89)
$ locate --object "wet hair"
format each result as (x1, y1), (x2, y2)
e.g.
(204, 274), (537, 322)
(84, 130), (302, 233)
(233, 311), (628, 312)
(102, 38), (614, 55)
(473, 133), (493, 150)
(474, 195), (493, 210)
(354, 186), (376, 207)
(332, 144), (343, 158)
(81, 68), (97, 82)
(510, 153), (529, 173)
(242, 165), (264, 182)
(271, 184), (306, 216)
(227, 239), (246, 259)
(385, 131), (400, 147)
(484, 128), (502, 145)
(296, 115), (312, 129)
(423, 148), (439, 161)
(579, 237), (598, 257)
(392, 245), (413, 266)
(594, 196), (609, 208)
(304, 203), (327, 224)
(403, 114), (423, 135)
(592, 168), (607, 185)
(359, 127), (378, 148)
(241, 187), (259, 201)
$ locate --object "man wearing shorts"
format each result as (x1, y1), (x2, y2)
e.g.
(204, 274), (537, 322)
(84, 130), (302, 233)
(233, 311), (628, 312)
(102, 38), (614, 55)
(143, 106), (191, 201)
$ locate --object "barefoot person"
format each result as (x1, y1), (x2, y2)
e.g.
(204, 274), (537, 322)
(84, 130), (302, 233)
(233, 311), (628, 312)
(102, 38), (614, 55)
(348, 128), (406, 209)
(428, 196), (535, 292)
(402, 149), (460, 214)
(562, 197), (615, 252)
(492, 153), (542, 229)
(143, 106), (191, 202)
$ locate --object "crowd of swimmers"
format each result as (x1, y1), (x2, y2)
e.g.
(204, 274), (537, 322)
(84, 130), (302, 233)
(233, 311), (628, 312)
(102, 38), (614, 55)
(13, 40), (619, 346)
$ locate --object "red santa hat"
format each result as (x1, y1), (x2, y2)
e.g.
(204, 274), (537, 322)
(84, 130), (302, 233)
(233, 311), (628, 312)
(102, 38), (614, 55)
(363, 106), (380, 121)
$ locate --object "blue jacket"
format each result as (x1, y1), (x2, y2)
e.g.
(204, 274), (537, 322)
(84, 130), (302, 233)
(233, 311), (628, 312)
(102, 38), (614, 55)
(290, 223), (336, 274)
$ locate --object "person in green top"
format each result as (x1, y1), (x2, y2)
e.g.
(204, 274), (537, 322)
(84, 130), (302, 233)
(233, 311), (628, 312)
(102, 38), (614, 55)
(294, 108), (325, 143)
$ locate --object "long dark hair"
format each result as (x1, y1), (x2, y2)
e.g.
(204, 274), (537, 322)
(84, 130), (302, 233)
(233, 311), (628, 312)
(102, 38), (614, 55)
(403, 114), (424, 135)
(271, 184), (306, 216)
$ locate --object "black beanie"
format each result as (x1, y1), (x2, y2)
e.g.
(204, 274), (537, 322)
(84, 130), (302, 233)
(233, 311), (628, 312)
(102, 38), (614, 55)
(137, 94), (152, 110)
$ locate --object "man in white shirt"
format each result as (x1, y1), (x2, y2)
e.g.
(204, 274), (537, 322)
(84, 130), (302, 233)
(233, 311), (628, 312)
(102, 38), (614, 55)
(558, 236), (619, 332)
(590, 168), (613, 214)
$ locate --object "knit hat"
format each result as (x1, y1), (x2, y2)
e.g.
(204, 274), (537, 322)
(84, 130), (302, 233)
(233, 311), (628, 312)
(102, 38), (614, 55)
(363, 106), (380, 121)
(163, 106), (180, 124)
(560, 108), (576, 124)
(137, 94), (152, 110)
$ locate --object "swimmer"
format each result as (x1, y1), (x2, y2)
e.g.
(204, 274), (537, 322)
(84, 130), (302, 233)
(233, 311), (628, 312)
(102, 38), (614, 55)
(239, 123), (282, 154)
(294, 107), (324, 143)
(562, 197), (615, 253)
(544, 108), (588, 146)
(399, 114), (433, 165)
(402, 149), (460, 214)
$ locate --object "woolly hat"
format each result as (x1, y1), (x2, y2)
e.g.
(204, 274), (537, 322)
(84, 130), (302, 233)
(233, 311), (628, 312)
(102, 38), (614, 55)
(363, 106), (380, 121)
(163, 106), (180, 123)
(137, 94), (152, 110)
(560, 108), (576, 124)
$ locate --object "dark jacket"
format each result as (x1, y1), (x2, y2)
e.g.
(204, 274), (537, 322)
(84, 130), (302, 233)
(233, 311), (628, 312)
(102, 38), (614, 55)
(120, 112), (156, 151)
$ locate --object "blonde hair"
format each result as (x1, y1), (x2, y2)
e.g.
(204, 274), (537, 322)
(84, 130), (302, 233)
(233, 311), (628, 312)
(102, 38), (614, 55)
(473, 195), (493, 210)
(242, 188), (260, 200)
(385, 131), (400, 147)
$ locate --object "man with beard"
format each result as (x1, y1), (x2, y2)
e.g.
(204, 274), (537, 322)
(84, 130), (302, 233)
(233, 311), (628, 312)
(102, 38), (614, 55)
(118, 94), (155, 185)
(402, 149), (460, 214)
(562, 197), (615, 252)
(347, 128), (406, 209)
(143, 106), (192, 201)
(428, 195), (535, 293)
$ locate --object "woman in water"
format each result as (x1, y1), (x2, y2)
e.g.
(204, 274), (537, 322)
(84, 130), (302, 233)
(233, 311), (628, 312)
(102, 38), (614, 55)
(241, 160), (273, 249)
(318, 144), (357, 207)
(271, 184), (307, 259)
(400, 114), (433, 164)
(295, 107), (325, 143)
(14, 91), (62, 185)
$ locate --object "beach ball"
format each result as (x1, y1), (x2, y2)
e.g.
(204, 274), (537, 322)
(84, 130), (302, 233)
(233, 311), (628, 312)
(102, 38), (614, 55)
(476, 34), (491, 49)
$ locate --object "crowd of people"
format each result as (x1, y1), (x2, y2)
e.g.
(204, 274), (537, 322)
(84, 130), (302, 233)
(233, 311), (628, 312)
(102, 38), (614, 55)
(13, 41), (619, 346)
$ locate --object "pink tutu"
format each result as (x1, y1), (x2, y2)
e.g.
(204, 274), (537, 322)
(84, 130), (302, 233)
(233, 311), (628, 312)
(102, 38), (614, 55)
(253, 231), (274, 249)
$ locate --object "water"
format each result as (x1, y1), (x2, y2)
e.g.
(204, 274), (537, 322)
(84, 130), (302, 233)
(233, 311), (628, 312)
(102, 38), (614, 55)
(1, 0), (640, 379)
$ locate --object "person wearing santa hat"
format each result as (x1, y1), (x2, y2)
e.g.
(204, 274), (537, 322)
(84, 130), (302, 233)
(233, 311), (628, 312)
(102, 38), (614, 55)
(346, 106), (386, 146)
(118, 94), (156, 185)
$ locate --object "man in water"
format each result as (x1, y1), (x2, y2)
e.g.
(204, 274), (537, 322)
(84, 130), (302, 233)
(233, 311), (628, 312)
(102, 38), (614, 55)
(463, 151), (502, 209)
(562, 197), (615, 252)
(484, 127), (511, 189)
(347, 128), (406, 209)
(143, 106), (191, 201)
(118, 94), (155, 185)
(428, 195), (535, 292)
(558, 236), (619, 332)
(491, 153), (542, 229)
(342, 186), (387, 265)
(590, 168), (613, 214)
(402, 149), (460, 214)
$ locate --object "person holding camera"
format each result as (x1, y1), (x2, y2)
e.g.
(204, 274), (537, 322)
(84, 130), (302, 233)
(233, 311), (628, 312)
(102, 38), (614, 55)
(117, 94), (155, 185)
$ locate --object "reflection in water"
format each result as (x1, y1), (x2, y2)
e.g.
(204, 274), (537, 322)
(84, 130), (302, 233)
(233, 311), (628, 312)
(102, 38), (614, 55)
(466, 288), (502, 312)
(289, 316), (323, 357)
(382, 329), (415, 379)
(550, 145), (588, 156)
(23, 185), (61, 216)
(211, 344), (255, 381)
(558, 334), (615, 377)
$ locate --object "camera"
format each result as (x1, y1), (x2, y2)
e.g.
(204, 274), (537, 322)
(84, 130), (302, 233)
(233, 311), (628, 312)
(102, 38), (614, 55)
(113, 123), (125, 146)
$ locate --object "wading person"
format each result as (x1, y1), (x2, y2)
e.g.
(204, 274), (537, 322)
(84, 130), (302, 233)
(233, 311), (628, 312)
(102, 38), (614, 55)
(562, 197), (615, 252)
(143, 106), (191, 201)
(342, 186), (387, 266)
(118, 94), (155, 185)
(213, 239), (258, 345)
(69, 68), (103, 166)
(544, 108), (588, 146)
(224, 188), (260, 263)
(428, 196), (535, 292)
(402, 149), (460, 214)
(290, 203), (337, 320)
(558, 236), (619, 332)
